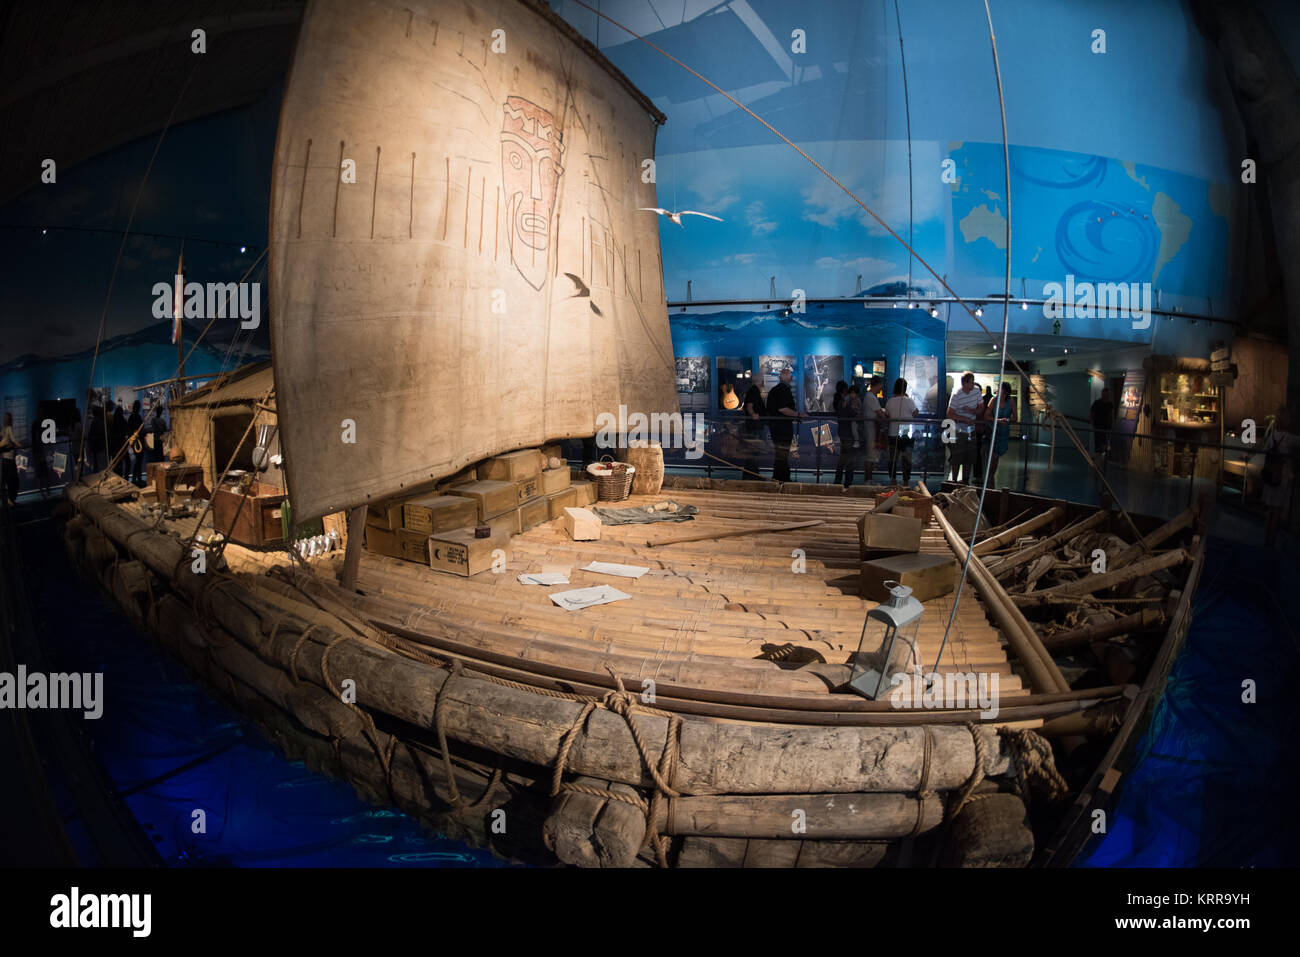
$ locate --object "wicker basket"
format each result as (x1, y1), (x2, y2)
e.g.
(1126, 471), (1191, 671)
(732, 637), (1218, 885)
(586, 456), (635, 502)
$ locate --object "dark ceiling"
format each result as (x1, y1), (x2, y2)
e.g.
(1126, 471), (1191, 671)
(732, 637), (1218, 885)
(0, 0), (304, 206)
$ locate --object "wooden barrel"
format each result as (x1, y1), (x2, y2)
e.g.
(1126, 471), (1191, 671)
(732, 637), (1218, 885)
(625, 443), (664, 495)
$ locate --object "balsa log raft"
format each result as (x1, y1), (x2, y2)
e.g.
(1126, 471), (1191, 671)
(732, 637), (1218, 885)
(64, 477), (1052, 870)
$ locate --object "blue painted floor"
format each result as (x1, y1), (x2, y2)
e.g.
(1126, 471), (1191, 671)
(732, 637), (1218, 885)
(19, 501), (507, 867)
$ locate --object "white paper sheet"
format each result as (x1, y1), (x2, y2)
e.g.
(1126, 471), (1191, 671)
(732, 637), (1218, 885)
(549, 585), (632, 610)
(580, 561), (649, 579)
(518, 572), (570, 586)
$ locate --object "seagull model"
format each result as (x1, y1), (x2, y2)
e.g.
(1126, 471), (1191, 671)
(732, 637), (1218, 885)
(636, 207), (723, 227)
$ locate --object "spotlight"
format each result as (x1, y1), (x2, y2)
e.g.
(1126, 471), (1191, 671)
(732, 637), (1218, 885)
(975, 306), (984, 317)
(908, 302), (917, 309)
(1030, 347), (1035, 353)
(992, 344), (998, 350)
(41, 227), (47, 235)
(1063, 348), (1069, 354)
(1020, 301), (1028, 310)
(929, 305), (939, 318)
(239, 245), (246, 253)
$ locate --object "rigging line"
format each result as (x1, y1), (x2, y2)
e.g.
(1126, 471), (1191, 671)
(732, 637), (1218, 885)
(929, 0), (1014, 681)
(568, 0), (1146, 532)
(894, 0), (914, 368)
(78, 52), (203, 473)
(92, 249), (270, 487)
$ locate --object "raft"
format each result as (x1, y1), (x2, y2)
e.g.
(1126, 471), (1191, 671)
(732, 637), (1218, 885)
(61, 470), (1203, 867)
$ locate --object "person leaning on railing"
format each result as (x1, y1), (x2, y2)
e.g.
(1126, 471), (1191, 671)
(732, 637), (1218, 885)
(766, 368), (798, 483)
(885, 378), (918, 487)
(946, 372), (982, 484)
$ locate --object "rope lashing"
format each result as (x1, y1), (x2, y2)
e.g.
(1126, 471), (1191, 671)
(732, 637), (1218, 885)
(548, 668), (683, 868)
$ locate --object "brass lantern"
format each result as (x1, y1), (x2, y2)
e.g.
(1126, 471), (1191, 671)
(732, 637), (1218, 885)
(848, 581), (924, 700)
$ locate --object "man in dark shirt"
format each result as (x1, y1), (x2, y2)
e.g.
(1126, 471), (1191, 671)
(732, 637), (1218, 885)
(766, 368), (798, 483)
(1090, 388), (1114, 458)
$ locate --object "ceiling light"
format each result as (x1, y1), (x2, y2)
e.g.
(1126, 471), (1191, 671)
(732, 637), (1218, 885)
(975, 306), (984, 317)
(239, 245), (246, 253)
(929, 305), (939, 317)
(992, 344), (998, 350)
(1030, 347), (1035, 353)
(1063, 348), (1069, 354)
(1020, 301), (1028, 310)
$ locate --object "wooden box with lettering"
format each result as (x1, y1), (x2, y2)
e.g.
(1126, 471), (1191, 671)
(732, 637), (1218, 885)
(427, 528), (511, 577)
(403, 494), (477, 535)
(541, 467), (571, 495)
(860, 553), (956, 603)
(515, 474), (542, 505)
(856, 511), (922, 559)
(518, 496), (549, 531)
(454, 480), (517, 520)
(481, 450), (541, 483)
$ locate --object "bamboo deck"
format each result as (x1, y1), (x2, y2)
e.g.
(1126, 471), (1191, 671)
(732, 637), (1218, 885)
(162, 484), (1033, 720)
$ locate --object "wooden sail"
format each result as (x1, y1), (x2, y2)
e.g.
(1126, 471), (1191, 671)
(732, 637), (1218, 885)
(269, 0), (679, 519)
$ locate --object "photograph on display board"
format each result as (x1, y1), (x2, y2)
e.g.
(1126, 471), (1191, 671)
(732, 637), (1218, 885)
(803, 355), (843, 414)
(716, 356), (753, 411)
(675, 356), (710, 412)
(759, 355), (796, 395)
(850, 356), (886, 392)
(900, 354), (939, 413)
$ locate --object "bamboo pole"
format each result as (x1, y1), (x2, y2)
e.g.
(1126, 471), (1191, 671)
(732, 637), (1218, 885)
(1040, 608), (1166, 653)
(971, 507), (1063, 556)
(1012, 550), (1189, 607)
(645, 519), (823, 548)
(987, 510), (1107, 580)
(922, 489), (1071, 695)
(1111, 503), (1197, 570)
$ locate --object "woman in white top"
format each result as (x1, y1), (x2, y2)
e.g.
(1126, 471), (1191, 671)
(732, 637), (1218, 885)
(0, 412), (19, 505)
(884, 378), (919, 486)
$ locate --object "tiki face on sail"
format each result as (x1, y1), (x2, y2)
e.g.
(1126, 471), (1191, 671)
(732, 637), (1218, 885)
(501, 96), (565, 289)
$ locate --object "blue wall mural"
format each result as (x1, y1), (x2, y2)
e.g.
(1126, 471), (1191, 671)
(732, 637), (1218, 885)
(559, 0), (1245, 337)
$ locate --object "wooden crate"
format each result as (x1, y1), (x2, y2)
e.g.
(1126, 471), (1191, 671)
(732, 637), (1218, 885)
(856, 512), (922, 558)
(874, 490), (934, 525)
(454, 480), (517, 520)
(427, 528), (511, 577)
(541, 467), (571, 495)
(403, 494), (477, 534)
(211, 482), (287, 546)
(546, 487), (578, 519)
(366, 502), (403, 531)
(571, 479), (597, 507)
(155, 463), (205, 507)
(484, 508), (520, 537)
(515, 474), (542, 505)
(519, 497), (549, 531)
(480, 450), (541, 483)
(860, 553), (957, 603)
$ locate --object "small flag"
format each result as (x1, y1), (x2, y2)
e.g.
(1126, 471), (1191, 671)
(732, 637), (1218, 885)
(172, 250), (185, 344)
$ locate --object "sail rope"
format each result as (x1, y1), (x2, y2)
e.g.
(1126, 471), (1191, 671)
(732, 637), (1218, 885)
(930, 0), (1014, 679)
